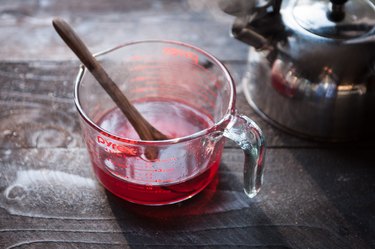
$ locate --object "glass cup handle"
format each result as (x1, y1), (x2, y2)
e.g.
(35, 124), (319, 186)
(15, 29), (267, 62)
(223, 113), (266, 198)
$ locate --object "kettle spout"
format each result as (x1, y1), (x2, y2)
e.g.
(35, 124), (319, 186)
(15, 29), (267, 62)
(230, 0), (284, 51)
(232, 18), (271, 51)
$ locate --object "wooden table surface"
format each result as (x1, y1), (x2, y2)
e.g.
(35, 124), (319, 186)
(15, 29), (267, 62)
(0, 1), (374, 248)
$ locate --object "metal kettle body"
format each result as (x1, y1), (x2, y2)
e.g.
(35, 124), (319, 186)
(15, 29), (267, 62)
(232, 0), (375, 141)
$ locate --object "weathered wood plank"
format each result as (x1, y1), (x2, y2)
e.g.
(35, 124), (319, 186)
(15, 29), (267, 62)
(0, 61), (332, 148)
(0, 1), (374, 248)
(0, 0), (248, 61)
(0, 148), (373, 248)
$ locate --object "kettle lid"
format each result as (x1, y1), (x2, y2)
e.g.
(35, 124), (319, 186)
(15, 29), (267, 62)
(292, 0), (375, 39)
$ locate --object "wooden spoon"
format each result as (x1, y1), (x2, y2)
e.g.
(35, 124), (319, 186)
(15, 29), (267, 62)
(52, 18), (168, 159)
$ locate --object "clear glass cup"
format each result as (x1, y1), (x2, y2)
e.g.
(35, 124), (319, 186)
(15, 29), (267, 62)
(75, 40), (266, 205)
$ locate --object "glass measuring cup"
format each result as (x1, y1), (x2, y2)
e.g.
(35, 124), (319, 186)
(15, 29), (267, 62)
(75, 40), (265, 205)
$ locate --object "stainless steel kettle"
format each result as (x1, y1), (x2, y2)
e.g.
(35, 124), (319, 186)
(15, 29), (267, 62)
(224, 0), (375, 141)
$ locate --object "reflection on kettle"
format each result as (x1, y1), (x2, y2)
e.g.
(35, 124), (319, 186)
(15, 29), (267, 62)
(224, 0), (375, 141)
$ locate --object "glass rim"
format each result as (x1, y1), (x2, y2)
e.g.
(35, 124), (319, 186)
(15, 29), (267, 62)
(74, 39), (236, 145)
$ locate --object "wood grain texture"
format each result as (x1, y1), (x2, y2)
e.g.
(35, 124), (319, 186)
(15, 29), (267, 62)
(0, 0), (248, 61)
(0, 0), (374, 248)
(0, 147), (374, 248)
(0, 61), (374, 248)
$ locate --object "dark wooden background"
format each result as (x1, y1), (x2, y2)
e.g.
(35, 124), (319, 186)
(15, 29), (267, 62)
(0, 0), (374, 248)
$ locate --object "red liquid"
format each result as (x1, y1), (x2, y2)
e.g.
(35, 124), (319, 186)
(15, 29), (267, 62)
(93, 157), (221, 205)
(87, 101), (224, 205)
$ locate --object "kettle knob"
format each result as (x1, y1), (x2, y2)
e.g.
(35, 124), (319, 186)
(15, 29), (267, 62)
(328, 0), (348, 22)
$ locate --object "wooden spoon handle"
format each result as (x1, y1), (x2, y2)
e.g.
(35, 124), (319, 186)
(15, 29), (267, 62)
(52, 18), (168, 142)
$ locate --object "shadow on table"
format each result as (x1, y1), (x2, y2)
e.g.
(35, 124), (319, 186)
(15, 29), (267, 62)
(292, 147), (375, 248)
(105, 164), (292, 248)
